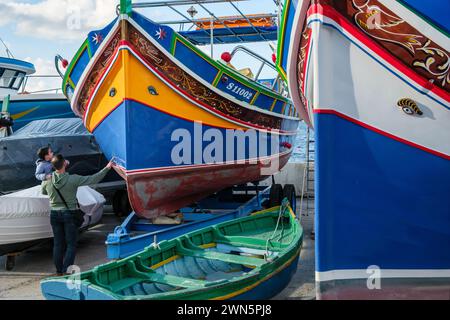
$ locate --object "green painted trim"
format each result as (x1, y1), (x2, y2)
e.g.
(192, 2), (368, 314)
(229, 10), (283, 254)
(170, 34), (177, 55)
(174, 35), (289, 102)
(62, 39), (90, 95)
(276, 0), (291, 83)
(396, 0), (449, 37)
(86, 42), (93, 58)
(1, 94), (10, 113)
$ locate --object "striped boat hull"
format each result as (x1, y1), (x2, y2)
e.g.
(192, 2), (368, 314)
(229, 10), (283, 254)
(65, 12), (299, 218)
(278, 0), (450, 299)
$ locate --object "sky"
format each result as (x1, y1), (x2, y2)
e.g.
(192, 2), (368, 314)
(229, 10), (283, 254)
(0, 0), (281, 93)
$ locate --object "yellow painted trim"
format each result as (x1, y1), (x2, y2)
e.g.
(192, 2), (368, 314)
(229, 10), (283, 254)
(243, 265), (257, 269)
(200, 243), (217, 249)
(211, 246), (302, 300)
(250, 92), (259, 105)
(212, 71), (223, 87)
(288, 207), (296, 219)
(281, 102), (287, 115)
(150, 243), (216, 269)
(68, 78), (76, 89)
(150, 255), (180, 270)
(11, 106), (39, 120)
(250, 206), (280, 216)
(269, 99), (278, 112)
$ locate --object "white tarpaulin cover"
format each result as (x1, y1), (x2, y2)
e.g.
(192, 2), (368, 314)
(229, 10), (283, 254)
(0, 185), (106, 224)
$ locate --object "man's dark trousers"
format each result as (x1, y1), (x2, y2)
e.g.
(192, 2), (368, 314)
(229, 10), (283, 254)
(50, 210), (78, 274)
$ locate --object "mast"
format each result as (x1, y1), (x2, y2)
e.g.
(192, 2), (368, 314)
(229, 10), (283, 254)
(120, 0), (132, 16)
(120, 0), (131, 41)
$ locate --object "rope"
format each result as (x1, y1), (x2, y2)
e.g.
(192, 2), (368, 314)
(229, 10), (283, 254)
(299, 125), (311, 217)
(264, 199), (288, 260)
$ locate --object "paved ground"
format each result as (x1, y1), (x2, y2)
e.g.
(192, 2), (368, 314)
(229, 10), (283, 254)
(274, 197), (316, 300)
(0, 199), (316, 300)
(0, 211), (122, 300)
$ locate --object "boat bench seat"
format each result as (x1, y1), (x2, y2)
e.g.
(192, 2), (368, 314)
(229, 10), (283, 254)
(97, 260), (211, 293)
(178, 247), (266, 267)
(106, 273), (209, 293)
(148, 273), (209, 289)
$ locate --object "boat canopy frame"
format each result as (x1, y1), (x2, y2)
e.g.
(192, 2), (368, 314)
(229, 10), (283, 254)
(117, 0), (286, 94)
(119, 0), (281, 45)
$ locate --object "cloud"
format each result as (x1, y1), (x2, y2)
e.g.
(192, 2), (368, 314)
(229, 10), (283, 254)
(0, 0), (119, 41)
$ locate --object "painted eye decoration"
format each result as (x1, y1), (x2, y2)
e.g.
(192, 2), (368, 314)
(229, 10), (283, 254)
(397, 98), (423, 116)
(148, 86), (159, 96)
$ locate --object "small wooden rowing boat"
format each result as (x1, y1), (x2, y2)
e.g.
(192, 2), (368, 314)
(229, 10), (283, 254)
(41, 202), (302, 300)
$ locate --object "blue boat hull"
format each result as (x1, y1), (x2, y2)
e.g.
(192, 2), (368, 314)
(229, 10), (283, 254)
(315, 112), (450, 299)
(1, 95), (74, 131)
(94, 99), (295, 218)
(41, 250), (300, 300)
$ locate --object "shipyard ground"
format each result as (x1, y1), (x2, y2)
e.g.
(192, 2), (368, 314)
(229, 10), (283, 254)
(0, 198), (316, 300)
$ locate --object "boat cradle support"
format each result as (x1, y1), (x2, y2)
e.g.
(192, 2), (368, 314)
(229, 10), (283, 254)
(106, 185), (273, 260)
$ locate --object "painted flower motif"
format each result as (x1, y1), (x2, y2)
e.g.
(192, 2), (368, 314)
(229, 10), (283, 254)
(155, 27), (167, 40)
(92, 33), (103, 45)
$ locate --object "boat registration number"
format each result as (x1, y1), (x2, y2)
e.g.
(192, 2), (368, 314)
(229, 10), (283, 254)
(226, 82), (254, 101)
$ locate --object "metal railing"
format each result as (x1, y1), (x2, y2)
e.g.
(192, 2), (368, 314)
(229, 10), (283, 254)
(230, 45), (287, 95)
(0, 74), (62, 94)
(120, 0), (286, 95)
(20, 75), (62, 94)
(123, 0), (278, 46)
(19, 74), (62, 94)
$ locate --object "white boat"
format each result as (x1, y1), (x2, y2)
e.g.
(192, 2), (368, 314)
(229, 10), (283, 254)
(0, 39), (75, 132)
(0, 185), (106, 258)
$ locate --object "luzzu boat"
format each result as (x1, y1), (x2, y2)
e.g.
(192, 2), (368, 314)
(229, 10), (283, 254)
(277, 0), (450, 299)
(63, 0), (300, 219)
(0, 55), (74, 131)
(41, 203), (302, 300)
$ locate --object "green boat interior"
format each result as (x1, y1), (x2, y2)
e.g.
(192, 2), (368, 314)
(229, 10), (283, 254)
(78, 210), (298, 298)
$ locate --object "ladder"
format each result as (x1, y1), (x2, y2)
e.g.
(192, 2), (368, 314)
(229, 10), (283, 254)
(305, 127), (315, 214)
(299, 125), (315, 239)
(299, 126), (315, 217)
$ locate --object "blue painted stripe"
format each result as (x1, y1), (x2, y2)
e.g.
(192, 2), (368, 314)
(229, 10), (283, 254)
(93, 99), (295, 171)
(306, 19), (450, 110)
(3, 99), (74, 130)
(69, 47), (90, 86)
(272, 100), (285, 114)
(280, 0), (298, 73)
(398, 0), (450, 34)
(254, 94), (275, 110)
(173, 40), (218, 84)
(0, 57), (35, 73)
